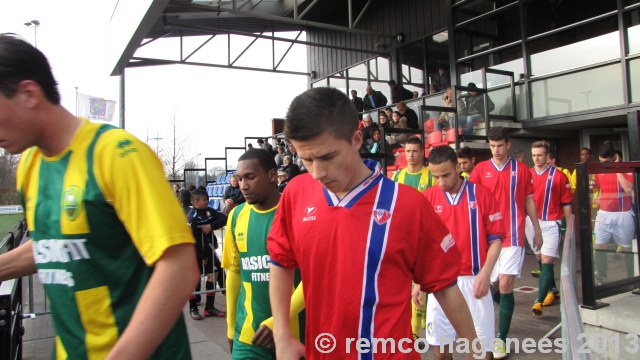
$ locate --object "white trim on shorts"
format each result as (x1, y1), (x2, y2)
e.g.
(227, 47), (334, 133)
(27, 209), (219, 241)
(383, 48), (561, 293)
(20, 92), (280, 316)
(425, 276), (495, 352)
(594, 210), (635, 247)
(490, 246), (525, 282)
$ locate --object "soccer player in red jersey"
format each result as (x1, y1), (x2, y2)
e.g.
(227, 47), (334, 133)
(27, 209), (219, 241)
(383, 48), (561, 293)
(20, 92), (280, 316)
(593, 141), (635, 283)
(528, 141), (573, 316)
(268, 87), (479, 360)
(421, 146), (504, 360)
(469, 127), (542, 359)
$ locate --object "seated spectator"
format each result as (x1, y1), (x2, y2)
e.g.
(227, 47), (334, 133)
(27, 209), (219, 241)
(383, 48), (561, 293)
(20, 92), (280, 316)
(283, 155), (301, 180)
(361, 115), (378, 143)
(363, 85), (388, 110)
(396, 101), (419, 129)
(287, 143), (306, 172)
(390, 111), (402, 128)
(378, 111), (391, 131)
(274, 145), (285, 168)
(277, 169), (289, 193)
(221, 175), (245, 215)
(388, 80), (413, 104)
(367, 128), (396, 166)
(437, 86), (466, 131)
(384, 106), (393, 120)
(459, 82), (494, 135)
(257, 138), (275, 156)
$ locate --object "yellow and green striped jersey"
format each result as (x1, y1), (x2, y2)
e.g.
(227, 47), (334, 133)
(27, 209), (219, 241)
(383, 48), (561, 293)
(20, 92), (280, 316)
(222, 202), (304, 345)
(17, 119), (194, 360)
(392, 167), (435, 191)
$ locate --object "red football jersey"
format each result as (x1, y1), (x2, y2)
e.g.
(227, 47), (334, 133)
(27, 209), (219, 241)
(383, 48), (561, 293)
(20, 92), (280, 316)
(594, 172), (634, 212)
(268, 162), (460, 360)
(469, 158), (533, 247)
(530, 165), (573, 221)
(423, 180), (505, 276)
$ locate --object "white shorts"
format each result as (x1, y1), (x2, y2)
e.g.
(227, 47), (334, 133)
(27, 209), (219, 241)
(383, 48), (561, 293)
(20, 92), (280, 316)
(594, 210), (636, 247)
(539, 219), (561, 258)
(525, 217), (540, 255)
(425, 276), (494, 352)
(490, 246), (525, 282)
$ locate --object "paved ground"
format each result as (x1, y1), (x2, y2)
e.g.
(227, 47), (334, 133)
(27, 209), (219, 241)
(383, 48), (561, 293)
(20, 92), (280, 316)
(20, 252), (569, 359)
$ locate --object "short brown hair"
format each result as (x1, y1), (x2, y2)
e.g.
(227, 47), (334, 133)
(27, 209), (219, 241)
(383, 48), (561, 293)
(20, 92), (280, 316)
(531, 140), (549, 153)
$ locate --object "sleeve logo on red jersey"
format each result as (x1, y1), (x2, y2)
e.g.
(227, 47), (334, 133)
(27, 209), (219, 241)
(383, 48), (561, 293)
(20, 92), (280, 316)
(440, 234), (455, 253)
(434, 205), (443, 213)
(486, 172), (493, 178)
(373, 209), (392, 225)
(489, 212), (502, 222)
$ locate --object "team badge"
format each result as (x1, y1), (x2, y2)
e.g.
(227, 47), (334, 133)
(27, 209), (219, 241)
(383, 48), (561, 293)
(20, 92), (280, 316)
(468, 201), (477, 209)
(373, 209), (391, 225)
(418, 183), (427, 191)
(511, 171), (517, 176)
(62, 186), (83, 221)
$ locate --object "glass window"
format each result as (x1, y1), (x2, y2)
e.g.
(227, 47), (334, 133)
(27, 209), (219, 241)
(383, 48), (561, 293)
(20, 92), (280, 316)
(348, 79), (368, 99)
(529, 17), (619, 76)
(626, 9), (640, 55)
(458, 46), (523, 87)
(399, 39), (425, 88)
(455, 6), (520, 58)
(486, 86), (514, 116)
(630, 58), (640, 103)
(312, 78), (328, 87)
(348, 62), (368, 79)
(371, 81), (391, 107)
(454, 0), (515, 25)
(374, 57), (390, 82)
(426, 32), (450, 93)
(524, 0), (617, 37)
(530, 63), (623, 118)
(329, 75), (347, 95)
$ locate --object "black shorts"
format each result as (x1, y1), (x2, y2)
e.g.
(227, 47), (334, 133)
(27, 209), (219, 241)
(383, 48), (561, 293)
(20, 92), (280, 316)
(198, 244), (220, 274)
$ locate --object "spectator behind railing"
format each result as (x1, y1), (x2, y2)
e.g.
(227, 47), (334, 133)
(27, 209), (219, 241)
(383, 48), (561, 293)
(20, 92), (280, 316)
(437, 86), (466, 131)
(460, 82), (495, 135)
(350, 89), (364, 114)
(363, 85), (388, 110)
(221, 175), (245, 215)
(397, 101), (419, 130)
(367, 128), (395, 166)
(388, 80), (414, 104)
(274, 146), (285, 168)
(283, 155), (301, 180)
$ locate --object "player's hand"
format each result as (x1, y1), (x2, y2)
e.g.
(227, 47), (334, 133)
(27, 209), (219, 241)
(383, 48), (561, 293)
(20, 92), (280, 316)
(411, 286), (424, 308)
(252, 325), (275, 348)
(275, 337), (305, 360)
(200, 224), (213, 234)
(228, 338), (233, 353)
(533, 230), (543, 250)
(225, 199), (233, 205)
(473, 273), (490, 299)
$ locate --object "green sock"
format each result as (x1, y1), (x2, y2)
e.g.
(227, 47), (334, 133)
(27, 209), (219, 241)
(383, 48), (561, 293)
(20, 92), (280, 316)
(538, 264), (554, 302)
(497, 293), (515, 342)
(595, 250), (608, 279)
(538, 260), (542, 270)
(624, 251), (635, 278)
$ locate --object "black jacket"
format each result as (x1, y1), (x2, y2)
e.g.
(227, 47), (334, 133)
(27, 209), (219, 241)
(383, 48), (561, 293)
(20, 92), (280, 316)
(363, 91), (388, 110)
(222, 185), (245, 205)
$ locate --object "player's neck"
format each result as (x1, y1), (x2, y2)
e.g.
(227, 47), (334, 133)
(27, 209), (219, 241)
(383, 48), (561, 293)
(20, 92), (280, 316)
(253, 191), (280, 212)
(38, 107), (83, 157)
(493, 156), (509, 167)
(407, 163), (422, 173)
(447, 178), (464, 196)
(535, 164), (550, 172)
(335, 161), (372, 199)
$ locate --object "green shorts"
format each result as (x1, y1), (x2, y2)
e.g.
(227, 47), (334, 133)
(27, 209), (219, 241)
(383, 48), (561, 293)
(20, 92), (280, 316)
(232, 339), (276, 360)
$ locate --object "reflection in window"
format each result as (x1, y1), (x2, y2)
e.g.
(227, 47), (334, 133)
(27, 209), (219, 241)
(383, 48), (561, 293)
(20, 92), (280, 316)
(455, 6), (520, 58)
(630, 58), (640, 103)
(349, 80), (368, 99)
(329, 76), (347, 95)
(626, 9), (640, 55)
(530, 63), (623, 117)
(524, 0), (616, 36)
(376, 57), (390, 81)
(528, 18), (619, 76)
(458, 46), (523, 87)
(426, 32), (450, 93)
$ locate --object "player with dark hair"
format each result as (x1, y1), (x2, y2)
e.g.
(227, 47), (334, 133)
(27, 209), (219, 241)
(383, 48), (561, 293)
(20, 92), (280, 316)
(422, 146), (504, 360)
(528, 141), (573, 315)
(268, 87), (479, 360)
(0, 34), (198, 359)
(469, 126), (542, 359)
(457, 147), (476, 179)
(593, 141), (635, 284)
(222, 149), (305, 359)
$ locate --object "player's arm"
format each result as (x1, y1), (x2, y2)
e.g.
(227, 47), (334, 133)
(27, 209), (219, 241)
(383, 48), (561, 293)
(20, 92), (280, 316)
(221, 213), (240, 351)
(525, 196), (542, 249)
(210, 210), (228, 230)
(0, 240), (37, 281)
(106, 243), (198, 360)
(254, 282), (305, 348)
(434, 286), (480, 360)
(617, 173), (634, 194)
(269, 265), (305, 359)
(474, 239), (500, 299)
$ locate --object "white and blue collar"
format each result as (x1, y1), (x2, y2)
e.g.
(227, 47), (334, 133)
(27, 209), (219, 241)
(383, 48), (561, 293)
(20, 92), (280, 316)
(323, 160), (383, 208)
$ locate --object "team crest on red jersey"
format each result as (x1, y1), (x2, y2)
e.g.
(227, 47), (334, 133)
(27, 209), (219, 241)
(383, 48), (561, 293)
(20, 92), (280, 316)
(511, 171), (517, 176)
(373, 209), (391, 225)
(468, 201), (477, 209)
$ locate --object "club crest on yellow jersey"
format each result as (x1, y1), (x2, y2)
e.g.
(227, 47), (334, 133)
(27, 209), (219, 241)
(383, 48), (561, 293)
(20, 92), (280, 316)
(62, 186), (83, 221)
